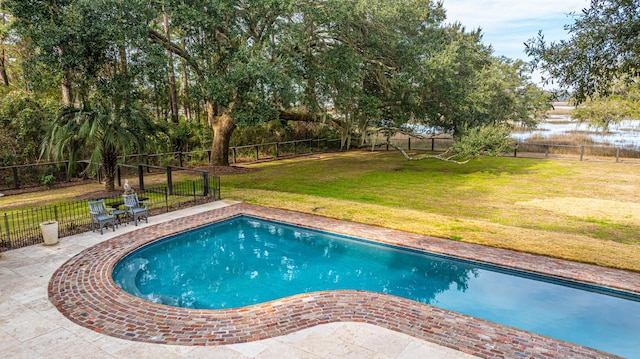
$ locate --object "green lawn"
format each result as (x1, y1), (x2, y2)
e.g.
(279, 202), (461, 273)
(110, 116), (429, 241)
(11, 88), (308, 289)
(221, 151), (640, 271)
(2, 150), (638, 271)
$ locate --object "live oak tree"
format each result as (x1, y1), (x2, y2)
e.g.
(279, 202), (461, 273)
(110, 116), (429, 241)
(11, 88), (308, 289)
(525, 0), (640, 132)
(5, 0), (552, 172)
(572, 80), (640, 131)
(525, 0), (640, 103)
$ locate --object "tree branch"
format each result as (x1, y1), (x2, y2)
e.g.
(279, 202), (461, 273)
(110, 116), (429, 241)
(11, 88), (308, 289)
(147, 28), (202, 77)
(388, 142), (469, 164)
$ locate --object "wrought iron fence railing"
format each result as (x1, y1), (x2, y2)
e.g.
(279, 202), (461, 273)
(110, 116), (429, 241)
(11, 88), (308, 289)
(0, 138), (341, 191)
(0, 175), (220, 252)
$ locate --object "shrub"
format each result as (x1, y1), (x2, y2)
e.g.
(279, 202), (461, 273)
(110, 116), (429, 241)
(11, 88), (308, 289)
(41, 174), (55, 187)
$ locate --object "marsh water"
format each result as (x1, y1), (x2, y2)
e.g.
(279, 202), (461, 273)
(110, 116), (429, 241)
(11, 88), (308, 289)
(511, 105), (640, 149)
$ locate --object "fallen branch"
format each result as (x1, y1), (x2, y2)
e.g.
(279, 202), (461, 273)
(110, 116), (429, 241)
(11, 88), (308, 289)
(388, 143), (470, 164)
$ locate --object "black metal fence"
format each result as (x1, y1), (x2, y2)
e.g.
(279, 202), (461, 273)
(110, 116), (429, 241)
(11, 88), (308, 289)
(0, 175), (220, 252)
(384, 137), (455, 152)
(512, 142), (640, 163)
(381, 136), (640, 163)
(0, 138), (341, 192)
(229, 138), (342, 164)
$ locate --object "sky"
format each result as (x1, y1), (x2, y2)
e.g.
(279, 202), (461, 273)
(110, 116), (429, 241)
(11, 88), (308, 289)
(441, 0), (590, 62)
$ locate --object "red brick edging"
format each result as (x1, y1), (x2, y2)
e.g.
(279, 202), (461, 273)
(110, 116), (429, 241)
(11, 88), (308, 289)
(49, 203), (638, 358)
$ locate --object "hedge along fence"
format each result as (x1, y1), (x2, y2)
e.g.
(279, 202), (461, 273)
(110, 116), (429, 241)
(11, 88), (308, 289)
(0, 174), (221, 252)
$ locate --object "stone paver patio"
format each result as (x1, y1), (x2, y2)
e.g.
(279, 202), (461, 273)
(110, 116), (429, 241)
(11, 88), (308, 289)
(3, 201), (639, 358)
(1, 201), (478, 358)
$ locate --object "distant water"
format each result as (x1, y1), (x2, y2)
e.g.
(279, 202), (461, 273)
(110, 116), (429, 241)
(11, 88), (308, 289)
(511, 114), (640, 149)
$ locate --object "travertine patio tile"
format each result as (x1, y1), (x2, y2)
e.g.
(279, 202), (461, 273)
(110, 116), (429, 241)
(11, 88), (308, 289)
(1, 307), (60, 342)
(323, 340), (386, 359)
(6, 201), (633, 358)
(25, 327), (81, 354)
(284, 331), (344, 357)
(0, 335), (43, 359)
(227, 340), (270, 357)
(183, 345), (250, 359)
(251, 340), (323, 359)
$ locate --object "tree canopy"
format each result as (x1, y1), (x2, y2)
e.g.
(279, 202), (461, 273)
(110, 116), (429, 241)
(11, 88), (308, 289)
(525, 0), (640, 103)
(2, 0), (551, 179)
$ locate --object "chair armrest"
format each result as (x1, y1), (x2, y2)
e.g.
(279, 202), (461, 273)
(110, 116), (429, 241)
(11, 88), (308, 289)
(141, 201), (149, 209)
(106, 207), (116, 215)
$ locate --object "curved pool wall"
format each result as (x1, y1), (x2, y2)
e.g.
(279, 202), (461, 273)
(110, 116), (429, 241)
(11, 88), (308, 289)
(112, 216), (640, 357)
(49, 203), (640, 359)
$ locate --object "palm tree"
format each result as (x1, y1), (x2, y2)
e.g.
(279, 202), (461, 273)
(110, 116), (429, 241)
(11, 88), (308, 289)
(42, 95), (156, 192)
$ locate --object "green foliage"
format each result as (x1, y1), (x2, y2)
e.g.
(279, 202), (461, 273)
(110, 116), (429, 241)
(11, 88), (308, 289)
(154, 119), (213, 153)
(572, 81), (640, 131)
(526, 0), (640, 102)
(0, 88), (58, 164)
(41, 174), (55, 187)
(4, 0), (554, 169)
(450, 125), (515, 160)
(231, 121), (337, 146)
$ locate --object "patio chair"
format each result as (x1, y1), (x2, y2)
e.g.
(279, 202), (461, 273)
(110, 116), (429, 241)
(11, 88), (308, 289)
(123, 193), (149, 226)
(88, 199), (116, 234)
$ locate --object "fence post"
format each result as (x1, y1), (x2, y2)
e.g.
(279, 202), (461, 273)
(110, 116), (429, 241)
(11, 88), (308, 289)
(207, 150), (212, 164)
(179, 152), (184, 167)
(294, 141), (297, 155)
(12, 167), (19, 189)
(431, 138), (435, 151)
(255, 146), (259, 161)
(408, 138), (411, 150)
(138, 164), (145, 191)
(514, 143), (518, 157)
(580, 146), (585, 161)
(193, 181), (196, 202)
(275, 142), (279, 158)
(116, 166), (121, 187)
(233, 148), (237, 164)
(3, 213), (10, 246)
(166, 166), (173, 195)
(616, 148), (620, 163)
(203, 173), (209, 196)
(545, 145), (549, 159)
(165, 187), (169, 213)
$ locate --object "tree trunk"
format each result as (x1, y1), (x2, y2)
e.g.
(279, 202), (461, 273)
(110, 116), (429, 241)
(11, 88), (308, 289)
(0, 4), (8, 86)
(102, 143), (118, 191)
(61, 68), (73, 106)
(0, 47), (8, 86)
(210, 107), (236, 166)
(181, 59), (192, 121)
(163, 8), (179, 124)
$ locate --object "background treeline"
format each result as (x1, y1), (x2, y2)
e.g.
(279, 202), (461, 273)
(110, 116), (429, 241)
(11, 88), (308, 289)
(0, 0), (550, 186)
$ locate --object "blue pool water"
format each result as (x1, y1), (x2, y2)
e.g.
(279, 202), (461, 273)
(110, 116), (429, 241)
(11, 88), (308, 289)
(113, 216), (640, 358)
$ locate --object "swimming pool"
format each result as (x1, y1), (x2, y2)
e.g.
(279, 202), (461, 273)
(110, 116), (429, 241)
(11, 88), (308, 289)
(113, 215), (640, 358)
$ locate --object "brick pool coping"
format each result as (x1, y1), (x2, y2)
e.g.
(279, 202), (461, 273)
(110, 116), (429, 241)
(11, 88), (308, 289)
(49, 203), (638, 359)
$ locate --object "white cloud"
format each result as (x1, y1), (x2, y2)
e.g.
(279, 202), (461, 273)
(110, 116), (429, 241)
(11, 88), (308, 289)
(441, 0), (590, 60)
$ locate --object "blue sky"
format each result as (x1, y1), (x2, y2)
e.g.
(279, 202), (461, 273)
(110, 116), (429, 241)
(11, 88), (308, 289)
(442, 0), (590, 61)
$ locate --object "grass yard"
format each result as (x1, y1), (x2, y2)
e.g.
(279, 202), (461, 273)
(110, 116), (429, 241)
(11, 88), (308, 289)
(2, 150), (639, 271)
(221, 151), (640, 272)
